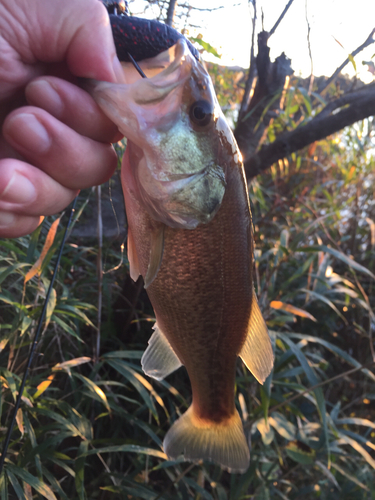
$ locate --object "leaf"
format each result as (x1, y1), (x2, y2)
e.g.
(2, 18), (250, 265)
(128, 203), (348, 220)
(285, 441), (315, 464)
(0, 263), (30, 285)
(44, 288), (56, 329)
(6, 465), (57, 500)
(34, 375), (55, 399)
(84, 444), (167, 460)
(1, 369), (18, 402)
(339, 434), (375, 469)
(268, 412), (296, 440)
(35, 408), (86, 439)
(24, 217), (60, 284)
(24, 483), (32, 500)
(184, 477), (214, 500)
(74, 373), (111, 413)
(101, 350), (143, 359)
(5, 470), (26, 500)
(348, 54), (357, 71)
(52, 357), (91, 373)
(0, 473), (8, 500)
(270, 301), (317, 322)
(300, 245), (375, 279)
(330, 462), (370, 491)
(256, 418), (274, 445)
(332, 36), (344, 49)
(315, 460), (340, 490)
(336, 417), (375, 429)
(54, 305), (95, 327)
(189, 36), (221, 58)
(23, 413), (42, 476)
(75, 441), (89, 500)
(16, 408), (24, 437)
(40, 468), (70, 500)
(300, 289), (346, 321)
(287, 332), (375, 382)
(278, 333), (329, 461)
(51, 315), (84, 342)
(106, 359), (166, 421)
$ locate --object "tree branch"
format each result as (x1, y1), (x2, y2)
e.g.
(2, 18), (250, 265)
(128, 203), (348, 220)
(165, 0), (178, 26)
(235, 34), (293, 161)
(318, 28), (375, 95)
(244, 83), (375, 180)
(238, 0), (257, 121)
(268, 0), (295, 37)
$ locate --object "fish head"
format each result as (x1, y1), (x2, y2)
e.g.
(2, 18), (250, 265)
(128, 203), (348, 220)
(89, 38), (230, 229)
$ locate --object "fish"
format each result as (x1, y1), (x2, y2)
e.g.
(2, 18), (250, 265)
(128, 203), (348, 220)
(88, 38), (274, 473)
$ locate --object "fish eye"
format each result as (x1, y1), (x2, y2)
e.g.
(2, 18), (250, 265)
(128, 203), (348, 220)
(189, 100), (213, 127)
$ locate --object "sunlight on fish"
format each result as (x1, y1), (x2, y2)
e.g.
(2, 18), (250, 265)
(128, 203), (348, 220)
(88, 38), (274, 473)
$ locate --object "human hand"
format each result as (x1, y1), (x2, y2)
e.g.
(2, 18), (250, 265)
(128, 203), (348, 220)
(0, 0), (124, 238)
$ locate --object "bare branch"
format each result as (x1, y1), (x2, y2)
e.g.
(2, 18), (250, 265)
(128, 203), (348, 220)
(178, 3), (227, 12)
(165, 0), (178, 26)
(268, 0), (295, 37)
(238, 0), (257, 121)
(319, 28), (375, 95)
(244, 83), (375, 179)
(305, 0), (314, 95)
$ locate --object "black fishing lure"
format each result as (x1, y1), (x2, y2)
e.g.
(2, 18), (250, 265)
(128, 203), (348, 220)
(102, 0), (199, 62)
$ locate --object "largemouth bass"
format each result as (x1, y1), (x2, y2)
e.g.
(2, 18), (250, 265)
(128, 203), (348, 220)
(89, 39), (273, 473)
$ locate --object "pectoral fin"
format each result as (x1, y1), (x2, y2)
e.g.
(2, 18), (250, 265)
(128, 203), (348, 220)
(239, 294), (274, 384)
(144, 224), (165, 288)
(127, 227), (141, 282)
(141, 323), (182, 380)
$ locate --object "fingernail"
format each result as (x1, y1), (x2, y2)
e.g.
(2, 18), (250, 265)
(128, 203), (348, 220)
(112, 55), (126, 83)
(5, 114), (51, 154)
(0, 212), (16, 228)
(1, 171), (37, 204)
(27, 80), (63, 116)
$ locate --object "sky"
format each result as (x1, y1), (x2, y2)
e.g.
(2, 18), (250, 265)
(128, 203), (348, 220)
(129, 0), (375, 83)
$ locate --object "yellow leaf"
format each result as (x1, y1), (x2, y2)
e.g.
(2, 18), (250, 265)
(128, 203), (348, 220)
(347, 165), (356, 182)
(34, 374), (55, 399)
(270, 301), (317, 322)
(24, 483), (33, 500)
(52, 356), (91, 372)
(24, 217), (61, 284)
(45, 288), (57, 329)
(16, 408), (24, 436)
(0, 338), (8, 352)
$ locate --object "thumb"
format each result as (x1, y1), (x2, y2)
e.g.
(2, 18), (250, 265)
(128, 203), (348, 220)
(18, 0), (123, 82)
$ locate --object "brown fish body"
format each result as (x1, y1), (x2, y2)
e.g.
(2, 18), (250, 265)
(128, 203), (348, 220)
(124, 138), (252, 422)
(89, 39), (274, 472)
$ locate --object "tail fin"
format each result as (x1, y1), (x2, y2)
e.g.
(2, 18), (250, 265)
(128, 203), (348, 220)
(163, 406), (250, 473)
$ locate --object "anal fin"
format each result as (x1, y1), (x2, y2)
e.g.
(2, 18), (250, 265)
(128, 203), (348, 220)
(239, 294), (274, 384)
(144, 225), (165, 289)
(141, 323), (182, 380)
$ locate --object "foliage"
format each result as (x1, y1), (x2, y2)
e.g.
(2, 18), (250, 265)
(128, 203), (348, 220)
(1, 75), (375, 500)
